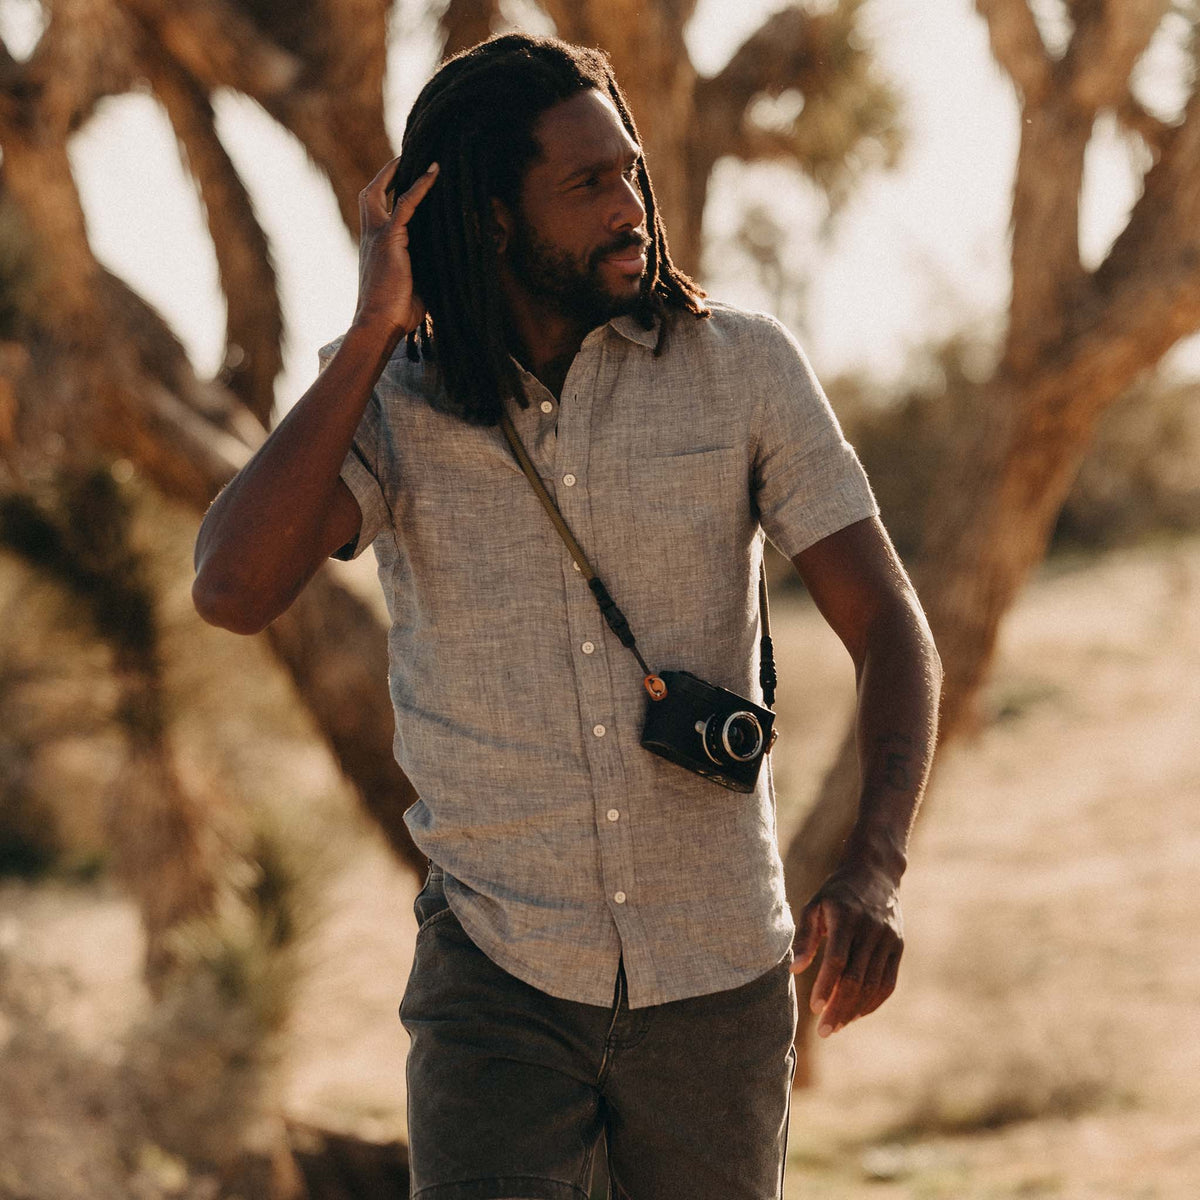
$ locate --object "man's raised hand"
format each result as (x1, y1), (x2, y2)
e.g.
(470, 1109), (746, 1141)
(353, 158), (440, 341)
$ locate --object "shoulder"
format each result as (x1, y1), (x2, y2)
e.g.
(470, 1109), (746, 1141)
(662, 302), (820, 409)
(665, 300), (806, 363)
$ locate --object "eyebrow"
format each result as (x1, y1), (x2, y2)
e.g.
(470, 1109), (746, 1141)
(559, 146), (642, 185)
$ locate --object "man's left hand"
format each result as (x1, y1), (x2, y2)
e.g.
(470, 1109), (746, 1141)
(791, 862), (904, 1037)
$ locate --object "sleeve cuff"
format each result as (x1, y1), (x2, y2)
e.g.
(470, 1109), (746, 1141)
(759, 442), (880, 560)
(332, 447), (389, 560)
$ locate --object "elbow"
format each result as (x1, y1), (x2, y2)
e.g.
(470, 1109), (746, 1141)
(191, 571), (274, 636)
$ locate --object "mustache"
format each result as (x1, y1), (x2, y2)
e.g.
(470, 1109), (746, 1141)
(589, 231), (649, 269)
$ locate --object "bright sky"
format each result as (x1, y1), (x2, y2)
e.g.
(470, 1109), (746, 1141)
(5, 0), (1198, 407)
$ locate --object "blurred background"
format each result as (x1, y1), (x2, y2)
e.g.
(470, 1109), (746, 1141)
(1, 1), (1199, 1196)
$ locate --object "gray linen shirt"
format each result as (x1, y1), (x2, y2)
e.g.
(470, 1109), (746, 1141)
(322, 302), (878, 1009)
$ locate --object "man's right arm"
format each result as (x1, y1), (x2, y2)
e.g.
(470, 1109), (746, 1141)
(192, 320), (397, 634)
(192, 157), (439, 635)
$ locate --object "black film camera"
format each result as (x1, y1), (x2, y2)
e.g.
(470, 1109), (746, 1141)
(640, 669), (775, 793)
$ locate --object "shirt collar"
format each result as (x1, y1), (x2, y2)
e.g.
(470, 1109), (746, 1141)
(607, 313), (661, 350)
(512, 313), (662, 376)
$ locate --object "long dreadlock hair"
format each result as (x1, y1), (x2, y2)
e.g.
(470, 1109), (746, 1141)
(390, 33), (709, 426)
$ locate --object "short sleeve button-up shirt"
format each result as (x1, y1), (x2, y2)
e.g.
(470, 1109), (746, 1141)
(322, 302), (878, 1009)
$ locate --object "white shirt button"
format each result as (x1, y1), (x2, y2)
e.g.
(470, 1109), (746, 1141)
(592, 723), (606, 738)
(614, 891), (627, 904)
(563, 473), (577, 487)
(581, 641), (595, 655)
(606, 808), (620, 822)
(540, 400), (553, 414)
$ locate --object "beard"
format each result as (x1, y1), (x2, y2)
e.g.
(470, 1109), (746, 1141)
(506, 214), (648, 329)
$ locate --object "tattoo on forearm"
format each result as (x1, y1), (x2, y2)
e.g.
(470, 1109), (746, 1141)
(873, 733), (915, 792)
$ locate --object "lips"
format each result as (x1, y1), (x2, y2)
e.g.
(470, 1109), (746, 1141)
(604, 247), (648, 273)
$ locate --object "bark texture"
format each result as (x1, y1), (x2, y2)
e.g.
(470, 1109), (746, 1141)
(784, 0), (1200, 1083)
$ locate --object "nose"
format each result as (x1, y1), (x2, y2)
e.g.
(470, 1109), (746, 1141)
(613, 172), (646, 232)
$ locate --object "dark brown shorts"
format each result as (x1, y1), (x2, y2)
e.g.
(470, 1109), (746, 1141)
(400, 868), (798, 1200)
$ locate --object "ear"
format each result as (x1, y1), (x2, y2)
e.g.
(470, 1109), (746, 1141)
(489, 197), (514, 255)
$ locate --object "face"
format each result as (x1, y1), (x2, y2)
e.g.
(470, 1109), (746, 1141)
(496, 88), (650, 328)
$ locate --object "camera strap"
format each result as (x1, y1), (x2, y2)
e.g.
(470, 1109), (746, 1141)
(498, 411), (777, 709)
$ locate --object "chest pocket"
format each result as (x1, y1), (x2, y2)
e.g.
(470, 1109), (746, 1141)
(623, 446), (751, 580)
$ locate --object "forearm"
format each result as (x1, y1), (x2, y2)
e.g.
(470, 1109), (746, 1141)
(193, 319), (399, 631)
(788, 517), (941, 1026)
(843, 598), (942, 882)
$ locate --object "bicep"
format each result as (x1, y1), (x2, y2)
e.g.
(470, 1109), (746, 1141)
(790, 516), (916, 665)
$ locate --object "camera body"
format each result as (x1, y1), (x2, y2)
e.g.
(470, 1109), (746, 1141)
(640, 669), (775, 793)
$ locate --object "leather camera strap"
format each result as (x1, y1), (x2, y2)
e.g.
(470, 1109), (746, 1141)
(498, 409), (776, 708)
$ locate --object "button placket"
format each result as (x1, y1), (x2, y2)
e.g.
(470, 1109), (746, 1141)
(555, 338), (636, 937)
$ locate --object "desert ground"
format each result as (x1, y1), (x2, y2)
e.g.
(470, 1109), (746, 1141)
(2, 531), (1198, 1198)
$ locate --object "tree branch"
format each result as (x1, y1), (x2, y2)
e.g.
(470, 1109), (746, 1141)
(1115, 89), (1176, 157)
(119, 0), (299, 99)
(248, 1), (394, 235)
(974, 0), (1053, 106)
(692, 1), (901, 213)
(144, 44), (283, 425)
(694, 5), (830, 162)
(439, 0), (501, 59)
(1067, 0), (1170, 113)
(1090, 75), (1200, 338)
(16, 0), (142, 135)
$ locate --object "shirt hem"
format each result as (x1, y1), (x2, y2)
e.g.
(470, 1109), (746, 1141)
(443, 885), (796, 1010)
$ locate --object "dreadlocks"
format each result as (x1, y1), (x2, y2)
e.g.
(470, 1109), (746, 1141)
(390, 33), (709, 426)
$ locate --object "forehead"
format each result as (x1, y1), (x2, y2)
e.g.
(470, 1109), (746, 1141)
(529, 88), (639, 178)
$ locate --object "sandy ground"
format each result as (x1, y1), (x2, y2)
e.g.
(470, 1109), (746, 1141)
(2, 533), (1198, 1198)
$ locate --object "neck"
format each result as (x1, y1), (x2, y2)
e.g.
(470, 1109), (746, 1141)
(500, 278), (595, 400)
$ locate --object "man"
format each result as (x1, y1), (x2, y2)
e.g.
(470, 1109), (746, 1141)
(193, 34), (941, 1200)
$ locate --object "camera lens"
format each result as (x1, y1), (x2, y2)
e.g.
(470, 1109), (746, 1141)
(700, 710), (764, 765)
(722, 712), (764, 762)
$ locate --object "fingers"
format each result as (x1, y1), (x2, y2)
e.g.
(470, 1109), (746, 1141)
(360, 155), (402, 229)
(858, 947), (902, 1019)
(803, 900), (903, 1037)
(358, 158), (439, 230)
(810, 902), (853, 1018)
(818, 926), (883, 1036)
(389, 161), (440, 224)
